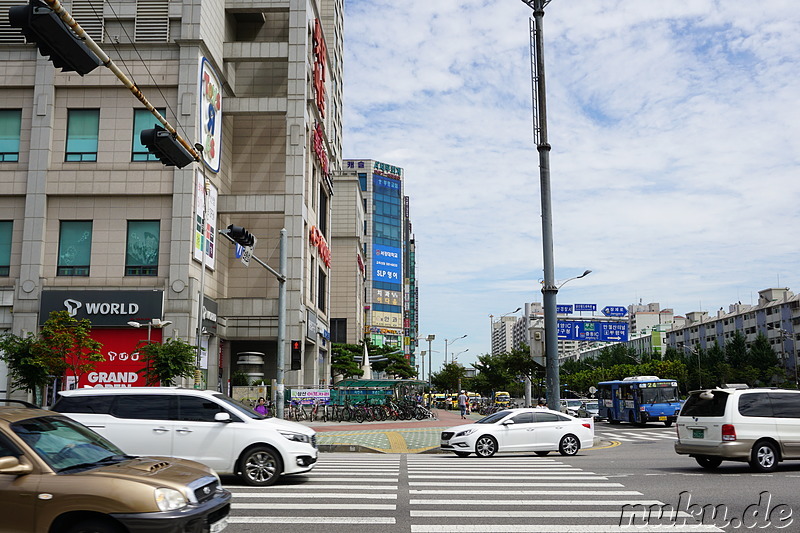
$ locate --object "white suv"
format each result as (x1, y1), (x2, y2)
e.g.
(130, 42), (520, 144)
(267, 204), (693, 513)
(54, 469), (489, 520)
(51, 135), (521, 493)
(675, 387), (800, 472)
(52, 387), (318, 486)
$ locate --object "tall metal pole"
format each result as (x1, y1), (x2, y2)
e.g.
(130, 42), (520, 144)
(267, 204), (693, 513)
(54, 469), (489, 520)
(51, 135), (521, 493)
(195, 146), (209, 389)
(276, 228), (287, 419)
(524, 0), (559, 409)
(427, 337), (433, 393)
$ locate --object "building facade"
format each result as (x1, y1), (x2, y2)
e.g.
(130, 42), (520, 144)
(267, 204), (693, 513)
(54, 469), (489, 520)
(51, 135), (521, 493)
(0, 0), (344, 395)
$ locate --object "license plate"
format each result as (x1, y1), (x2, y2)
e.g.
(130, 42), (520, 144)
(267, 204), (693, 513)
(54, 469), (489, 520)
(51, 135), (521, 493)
(210, 516), (228, 533)
(692, 429), (704, 439)
(658, 416), (667, 421)
(441, 440), (449, 446)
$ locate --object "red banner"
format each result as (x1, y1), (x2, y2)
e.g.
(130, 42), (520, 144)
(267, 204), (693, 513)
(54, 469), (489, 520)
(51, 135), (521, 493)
(69, 328), (163, 388)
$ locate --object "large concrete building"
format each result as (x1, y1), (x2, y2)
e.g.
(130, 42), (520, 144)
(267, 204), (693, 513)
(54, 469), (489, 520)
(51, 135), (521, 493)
(0, 0), (344, 395)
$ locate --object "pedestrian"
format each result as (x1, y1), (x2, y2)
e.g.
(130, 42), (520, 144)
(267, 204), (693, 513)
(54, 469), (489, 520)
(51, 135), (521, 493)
(458, 390), (468, 419)
(254, 397), (268, 415)
(535, 398), (548, 410)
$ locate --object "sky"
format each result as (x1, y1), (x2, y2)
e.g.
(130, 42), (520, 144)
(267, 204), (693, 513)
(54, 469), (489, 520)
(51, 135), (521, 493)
(342, 1), (800, 371)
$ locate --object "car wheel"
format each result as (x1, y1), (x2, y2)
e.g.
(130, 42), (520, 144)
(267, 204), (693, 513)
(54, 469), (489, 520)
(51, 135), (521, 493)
(239, 446), (283, 486)
(534, 451), (550, 457)
(559, 434), (580, 456)
(475, 435), (497, 457)
(64, 518), (122, 533)
(454, 451), (471, 458)
(750, 441), (779, 473)
(695, 455), (723, 470)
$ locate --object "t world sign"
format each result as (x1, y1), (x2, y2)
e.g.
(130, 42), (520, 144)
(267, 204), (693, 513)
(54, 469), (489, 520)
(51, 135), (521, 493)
(40, 290), (164, 327)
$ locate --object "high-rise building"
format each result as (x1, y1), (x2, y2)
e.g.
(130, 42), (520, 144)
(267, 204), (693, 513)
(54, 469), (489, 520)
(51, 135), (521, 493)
(0, 0), (344, 393)
(342, 159), (417, 366)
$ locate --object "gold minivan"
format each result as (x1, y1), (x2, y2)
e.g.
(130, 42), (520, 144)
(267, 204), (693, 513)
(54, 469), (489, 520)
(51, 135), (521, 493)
(0, 400), (231, 533)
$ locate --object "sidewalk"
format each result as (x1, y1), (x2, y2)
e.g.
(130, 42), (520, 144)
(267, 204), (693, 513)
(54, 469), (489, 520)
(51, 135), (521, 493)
(298, 407), (476, 453)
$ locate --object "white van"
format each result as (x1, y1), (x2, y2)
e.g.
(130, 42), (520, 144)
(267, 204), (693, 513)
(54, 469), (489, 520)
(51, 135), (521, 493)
(675, 386), (800, 472)
(52, 387), (318, 486)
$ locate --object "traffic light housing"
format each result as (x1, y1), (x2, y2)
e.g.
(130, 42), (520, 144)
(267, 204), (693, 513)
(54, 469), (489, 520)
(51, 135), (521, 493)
(9, 0), (102, 76)
(290, 340), (301, 371)
(226, 225), (255, 247)
(140, 124), (195, 168)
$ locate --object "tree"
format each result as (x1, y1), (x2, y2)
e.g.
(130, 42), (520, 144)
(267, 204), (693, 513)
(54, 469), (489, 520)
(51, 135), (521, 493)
(0, 332), (49, 395)
(136, 338), (198, 386)
(430, 363), (469, 392)
(331, 343), (364, 380)
(469, 353), (513, 396)
(35, 311), (103, 390)
(748, 333), (782, 385)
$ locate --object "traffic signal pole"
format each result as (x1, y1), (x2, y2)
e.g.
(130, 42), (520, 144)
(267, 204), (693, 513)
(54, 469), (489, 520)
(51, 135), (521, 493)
(219, 228), (288, 419)
(18, 0), (199, 163)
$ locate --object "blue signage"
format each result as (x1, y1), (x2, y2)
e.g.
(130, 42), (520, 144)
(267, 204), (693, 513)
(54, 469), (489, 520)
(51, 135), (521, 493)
(558, 320), (629, 342)
(372, 244), (402, 283)
(235, 243), (243, 259)
(557, 304), (573, 314)
(602, 306), (628, 317)
(574, 303), (596, 312)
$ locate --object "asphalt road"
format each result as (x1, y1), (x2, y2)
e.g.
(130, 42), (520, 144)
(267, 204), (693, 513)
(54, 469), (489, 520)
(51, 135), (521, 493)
(218, 421), (800, 532)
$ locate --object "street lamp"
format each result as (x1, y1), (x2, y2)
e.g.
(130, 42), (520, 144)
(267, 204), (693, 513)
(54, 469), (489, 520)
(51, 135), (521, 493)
(445, 334), (467, 366)
(127, 318), (173, 343)
(453, 348), (469, 363)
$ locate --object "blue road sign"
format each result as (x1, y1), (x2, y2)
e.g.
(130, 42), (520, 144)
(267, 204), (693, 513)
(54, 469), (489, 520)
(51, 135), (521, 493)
(558, 320), (629, 342)
(602, 306), (628, 317)
(557, 304), (573, 314)
(235, 243), (244, 258)
(574, 303), (596, 312)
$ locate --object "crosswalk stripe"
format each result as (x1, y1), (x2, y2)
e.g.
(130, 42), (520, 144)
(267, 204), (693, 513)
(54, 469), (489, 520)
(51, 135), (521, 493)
(410, 525), (723, 532)
(233, 503), (396, 510)
(230, 517), (396, 524)
(410, 490), (644, 495)
(409, 499), (663, 506)
(408, 482), (623, 487)
(261, 484), (398, 490)
(231, 492), (398, 499)
(410, 510), (696, 518)
(303, 477), (397, 482)
(408, 475), (606, 481)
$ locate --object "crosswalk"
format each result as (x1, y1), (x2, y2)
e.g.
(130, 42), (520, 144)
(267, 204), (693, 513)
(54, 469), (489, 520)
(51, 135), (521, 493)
(595, 426), (677, 442)
(223, 453), (724, 532)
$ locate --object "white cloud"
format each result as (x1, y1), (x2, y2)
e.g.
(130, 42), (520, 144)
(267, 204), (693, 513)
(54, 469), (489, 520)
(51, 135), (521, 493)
(343, 0), (800, 370)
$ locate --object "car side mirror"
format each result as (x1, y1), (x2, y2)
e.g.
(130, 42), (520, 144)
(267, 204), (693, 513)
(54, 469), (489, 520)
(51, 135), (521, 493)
(0, 456), (33, 475)
(502, 419), (515, 426)
(214, 412), (232, 422)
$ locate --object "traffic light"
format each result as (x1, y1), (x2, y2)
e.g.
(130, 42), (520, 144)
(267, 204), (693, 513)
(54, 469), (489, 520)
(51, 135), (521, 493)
(290, 340), (301, 371)
(226, 225), (255, 247)
(140, 125), (195, 168)
(9, 0), (102, 76)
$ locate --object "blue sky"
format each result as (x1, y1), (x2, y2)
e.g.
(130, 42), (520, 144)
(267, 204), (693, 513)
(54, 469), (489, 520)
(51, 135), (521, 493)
(342, 1), (800, 370)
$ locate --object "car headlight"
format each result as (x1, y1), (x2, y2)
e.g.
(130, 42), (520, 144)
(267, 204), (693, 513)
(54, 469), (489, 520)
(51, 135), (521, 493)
(279, 431), (311, 444)
(154, 488), (187, 511)
(455, 428), (476, 438)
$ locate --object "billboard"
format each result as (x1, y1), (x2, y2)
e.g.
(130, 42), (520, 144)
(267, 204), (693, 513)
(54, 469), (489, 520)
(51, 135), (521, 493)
(199, 57), (222, 172)
(372, 244), (401, 283)
(193, 172), (217, 268)
(372, 311), (403, 329)
(373, 289), (401, 306)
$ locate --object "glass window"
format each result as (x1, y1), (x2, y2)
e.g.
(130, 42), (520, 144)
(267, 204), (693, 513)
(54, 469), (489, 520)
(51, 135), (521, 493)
(318, 268), (327, 312)
(57, 221), (92, 276)
(51, 395), (113, 414)
(511, 412), (533, 424)
(680, 391), (729, 417)
(111, 395), (176, 420)
(0, 220), (11, 276)
(358, 173), (367, 191)
(318, 185), (328, 237)
(65, 109), (100, 162)
(738, 393), (773, 417)
(0, 109), (21, 162)
(533, 412), (562, 423)
(769, 393), (800, 418)
(131, 108), (166, 161)
(125, 220), (160, 276)
(177, 396), (226, 422)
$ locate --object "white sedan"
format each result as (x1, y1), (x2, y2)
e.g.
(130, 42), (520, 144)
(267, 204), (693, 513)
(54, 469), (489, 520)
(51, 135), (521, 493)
(440, 408), (594, 458)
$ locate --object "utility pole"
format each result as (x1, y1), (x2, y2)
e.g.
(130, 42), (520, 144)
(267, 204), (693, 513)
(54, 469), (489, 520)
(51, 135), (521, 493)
(522, 0), (560, 409)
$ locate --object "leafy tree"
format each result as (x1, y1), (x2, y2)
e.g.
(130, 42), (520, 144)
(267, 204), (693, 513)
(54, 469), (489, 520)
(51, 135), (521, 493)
(748, 333), (782, 385)
(136, 338), (198, 386)
(0, 332), (49, 395)
(372, 349), (417, 379)
(469, 353), (513, 396)
(502, 344), (543, 384)
(726, 331), (748, 368)
(430, 362), (469, 392)
(331, 343), (364, 380)
(35, 311), (103, 389)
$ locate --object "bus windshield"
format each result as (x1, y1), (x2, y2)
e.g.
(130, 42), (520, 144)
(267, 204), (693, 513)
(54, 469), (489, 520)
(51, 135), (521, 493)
(640, 386), (679, 404)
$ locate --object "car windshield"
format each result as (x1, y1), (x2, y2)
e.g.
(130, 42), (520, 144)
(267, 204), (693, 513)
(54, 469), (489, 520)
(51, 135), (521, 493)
(12, 415), (127, 473)
(475, 410), (513, 424)
(566, 400), (583, 408)
(640, 386), (680, 404)
(212, 393), (262, 419)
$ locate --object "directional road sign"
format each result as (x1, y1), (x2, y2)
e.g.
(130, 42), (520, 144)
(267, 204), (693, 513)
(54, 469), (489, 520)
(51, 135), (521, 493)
(575, 303), (596, 312)
(558, 320), (629, 342)
(556, 304), (573, 314)
(602, 306), (628, 317)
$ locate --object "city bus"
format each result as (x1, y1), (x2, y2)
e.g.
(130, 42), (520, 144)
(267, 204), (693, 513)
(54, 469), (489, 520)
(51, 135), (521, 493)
(597, 376), (683, 426)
